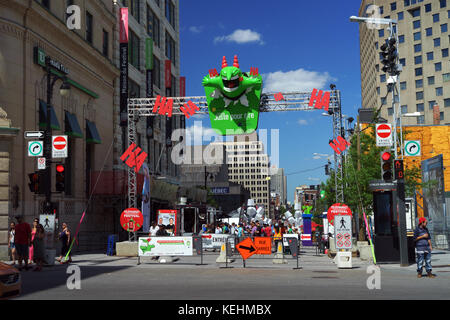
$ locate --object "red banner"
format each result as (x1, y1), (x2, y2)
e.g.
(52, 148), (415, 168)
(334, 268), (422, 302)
(119, 8), (129, 43)
(165, 60), (171, 88)
(180, 76), (186, 97)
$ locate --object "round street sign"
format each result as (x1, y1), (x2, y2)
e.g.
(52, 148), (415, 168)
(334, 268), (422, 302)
(53, 136), (67, 150)
(404, 140), (421, 156)
(28, 141), (43, 157)
(376, 124), (392, 138)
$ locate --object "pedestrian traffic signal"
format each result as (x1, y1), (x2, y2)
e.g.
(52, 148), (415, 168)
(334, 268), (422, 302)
(55, 164), (65, 192)
(380, 151), (393, 181)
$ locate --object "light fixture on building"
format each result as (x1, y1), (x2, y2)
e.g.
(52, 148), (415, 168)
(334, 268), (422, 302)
(59, 80), (71, 97)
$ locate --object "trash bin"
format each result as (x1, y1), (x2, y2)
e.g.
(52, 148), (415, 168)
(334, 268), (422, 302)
(45, 249), (56, 266)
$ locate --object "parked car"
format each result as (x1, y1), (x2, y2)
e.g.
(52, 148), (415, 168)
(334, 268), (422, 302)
(0, 262), (21, 299)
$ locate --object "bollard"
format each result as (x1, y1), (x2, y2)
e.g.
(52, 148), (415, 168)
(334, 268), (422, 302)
(216, 243), (233, 264)
(272, 242), (287, 264)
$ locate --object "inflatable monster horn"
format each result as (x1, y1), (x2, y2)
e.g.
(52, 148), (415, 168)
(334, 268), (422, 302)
(233, 55), (239, 68)
(222, 56), (228, 69)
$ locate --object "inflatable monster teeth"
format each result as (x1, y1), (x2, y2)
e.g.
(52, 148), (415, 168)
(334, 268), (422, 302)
(202, 55), (262, 136)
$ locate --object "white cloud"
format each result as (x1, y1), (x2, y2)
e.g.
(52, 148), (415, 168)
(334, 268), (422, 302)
(185, 121), (221, 146)
(262, 68), (335, 93)
(214, 29), (264, 45)
(189, 26), (203, 34)
(297, 119), (308, 126)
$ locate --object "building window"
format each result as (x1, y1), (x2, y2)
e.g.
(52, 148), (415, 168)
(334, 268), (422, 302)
(102, 30), (109, 57)
(388, 107), (394, 115)
(416, 103), (424, 112)
(443, 48), (449, 57)
(435, 62), (442, 71)
(398, 11), (404, 20)
(440, 0), (447, 8)
(86, 11), (93, 44)
(426, 27), (432, 36)
(147, 6), (160, 48)
(429, 100), (436, 109)
(381, 97), (387, 105)
(400, 81), (407, 90)
(425, 3), (431, 12)
(42, 0), (50, 9)
(404, 0), (410, 6)
(416, 79), (423, 88)
(391, 2), (397, 11)
(165, 0), (176, 29)
(440, 112), (444, 120)
(129, 30), (140, 69)
(129, 79), (140, 98)
(413, 20), (420, 29)
(428, 76), (435, 85)
(444, 73), (450, 82)
(379, 29), (384, 37)
(441, 24), (448, 33)
(399, 35), (405, 43)
(153, 55), (161, 88)
(414, 55), (422, 64)
(400, 58), (406, 66)
(433, 13), (439, 22)
(426, 51), (434, 60)
(380, 74), (386, 83)
(130, 0), (140, 23)
(444, 98), (450, 107)
(436, 87), (443, 96)
(410, 8), (420, 17)
(415, 67), (422, 76)
(377, 87), (381, 94)
(413, 32), (421, 40)
(416, 91), (423, 100)
(66, 0), (74, 21)
(165, 31), (176, 66)
(401, 105), (408, 114)
(434, 38), (441, 47)
(414, 43), (422, 52)
(417, 115), (425, 124)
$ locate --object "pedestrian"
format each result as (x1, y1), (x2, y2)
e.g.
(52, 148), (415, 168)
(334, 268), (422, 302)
(149, 221), (159, 236)
(215, 225), (222, 234)
(273, 225), (282, 252)
(32, 224), (46, 271)
(414, 217), (435, 278)
(29, 218), (39, 265)
(8, 222), (17, 265)
(156, 224), (169, 236)
(230, 223), (236, 235)
(14, 216), (31, 271)
(57, 223), (72, 264)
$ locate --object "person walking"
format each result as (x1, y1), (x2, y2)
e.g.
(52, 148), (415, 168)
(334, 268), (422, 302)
(29, 218), (39, 265)
(57, 223), (72, 264)
(414, 217), (435, 278)
(149, 221), (159, 236)
(8, 222), (17, 266)
(32, 224), (46, 271)
(14, 216), (31, 271)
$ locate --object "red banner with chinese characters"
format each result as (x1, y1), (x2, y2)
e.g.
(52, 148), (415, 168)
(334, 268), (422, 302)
(165, 60), (171, 88)
(180, 76), (186, 97)
(119, 8), (129, 43)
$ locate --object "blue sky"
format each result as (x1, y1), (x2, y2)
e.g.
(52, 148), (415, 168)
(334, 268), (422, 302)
(179, 0), (363, 203)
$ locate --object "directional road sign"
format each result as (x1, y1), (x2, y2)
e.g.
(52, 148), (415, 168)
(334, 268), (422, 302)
(24, 131), (44, 139)
(404, 140), (421, 156)
(28, 141), (43, 157)
(235, 237), (257, 260)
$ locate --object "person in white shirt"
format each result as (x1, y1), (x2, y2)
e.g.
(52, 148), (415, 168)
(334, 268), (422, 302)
(215, 226), (222, 234)
(149, 221), (159, 236)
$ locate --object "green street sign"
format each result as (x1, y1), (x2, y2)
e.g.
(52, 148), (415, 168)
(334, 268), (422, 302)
(404, 140), (421, 156)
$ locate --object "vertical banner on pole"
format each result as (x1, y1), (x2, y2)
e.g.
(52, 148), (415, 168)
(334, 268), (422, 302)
(145, 38), (153, 70)
(119, 8), (129, 126)
(165, 60), (172, 89)
(180, 76), (186, 97)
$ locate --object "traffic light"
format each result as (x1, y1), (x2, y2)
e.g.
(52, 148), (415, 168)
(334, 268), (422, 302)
(28, 171), (45, 194)
(380, 37), (399, 76)
(325, 164), (329, 175)
(55, 164), (65, 192)
(380, 150), (393, 181)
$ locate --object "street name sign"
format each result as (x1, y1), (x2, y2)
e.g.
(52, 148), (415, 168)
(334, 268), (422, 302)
(335, 215), (352, 250)
(52, 135), (68, 158)
(28, 141), (43, 157)
(376, 123), (393, 147)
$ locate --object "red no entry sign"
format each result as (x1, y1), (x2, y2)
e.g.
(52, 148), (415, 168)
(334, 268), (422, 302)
(376, 124), (392, 138)
(53, 136), (67, 150)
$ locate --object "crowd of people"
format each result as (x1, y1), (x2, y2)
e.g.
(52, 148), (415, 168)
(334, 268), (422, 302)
(8, 215), (72, 270)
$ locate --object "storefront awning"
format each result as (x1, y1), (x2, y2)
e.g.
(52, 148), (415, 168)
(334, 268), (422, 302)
(65, 111), (83, 138)
(86, 120), (101, 144)
(39, 100), (60, 130)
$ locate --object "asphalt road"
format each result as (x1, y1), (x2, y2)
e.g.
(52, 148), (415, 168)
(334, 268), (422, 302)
(12, 248), (450, 300)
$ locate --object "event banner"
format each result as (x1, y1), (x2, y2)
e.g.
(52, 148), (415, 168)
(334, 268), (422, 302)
(138, 237), (193, 256)
(157, 209), (177, 235)
(201, 234), (235, 249)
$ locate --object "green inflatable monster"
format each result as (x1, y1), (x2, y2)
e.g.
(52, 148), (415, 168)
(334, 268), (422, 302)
(202, 55), (262, 135)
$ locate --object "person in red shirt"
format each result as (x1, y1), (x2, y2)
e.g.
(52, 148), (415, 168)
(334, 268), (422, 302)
(14, 216), (31, 271)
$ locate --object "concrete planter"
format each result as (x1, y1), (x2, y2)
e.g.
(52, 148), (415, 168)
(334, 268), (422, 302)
(116, 241), (138, 257)
(357, 241), (369, 251)
(359, 244), (373, 262)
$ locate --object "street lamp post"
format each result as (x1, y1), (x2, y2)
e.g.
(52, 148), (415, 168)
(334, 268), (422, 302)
(44, 56), (70, 214)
